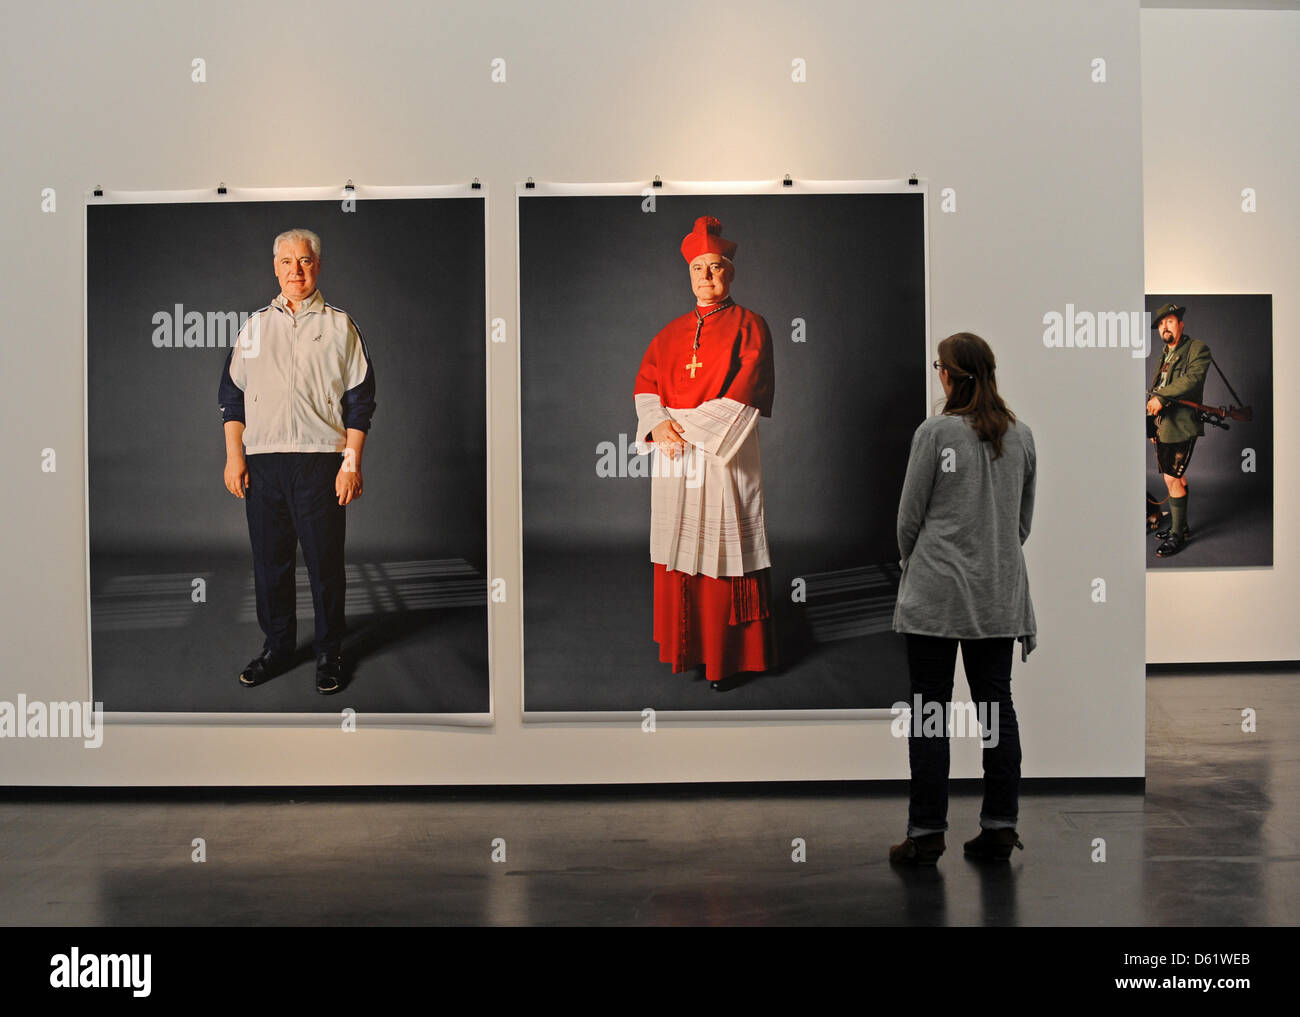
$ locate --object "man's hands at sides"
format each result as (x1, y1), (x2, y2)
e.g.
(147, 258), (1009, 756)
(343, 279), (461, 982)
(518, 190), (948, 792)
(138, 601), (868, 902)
(222, 455), (363, 505)
(223, 420), (250, 498)
(224, 455), (250, 498)
(337, 432), (366, 505)
(335, 464), (363, 506)
(223, 425), (365, 505)
(651, 419), (688, 459)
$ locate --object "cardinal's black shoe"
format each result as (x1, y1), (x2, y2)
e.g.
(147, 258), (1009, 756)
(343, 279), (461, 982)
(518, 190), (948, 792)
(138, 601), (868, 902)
(1154, 522), (1191, 540)
(1155, 531), (1189, 557)
(238, 648), (292, 688)
(889, 832), (946, 866)
(963, 828), (1024, 861)
(316, 652), (346, 695)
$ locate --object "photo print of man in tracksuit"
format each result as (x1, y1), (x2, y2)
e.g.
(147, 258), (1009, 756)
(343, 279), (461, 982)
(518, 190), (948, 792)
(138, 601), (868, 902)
(217, 228), (376, 695)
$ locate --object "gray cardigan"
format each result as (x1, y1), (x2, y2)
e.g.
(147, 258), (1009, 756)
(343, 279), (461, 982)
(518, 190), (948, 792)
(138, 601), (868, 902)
(893, 413), (1037, 659)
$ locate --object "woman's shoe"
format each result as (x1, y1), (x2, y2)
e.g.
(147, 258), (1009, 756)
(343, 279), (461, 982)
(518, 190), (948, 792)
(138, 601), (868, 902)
(962, 828), (1024, 861)
(889, 832), (946, 866)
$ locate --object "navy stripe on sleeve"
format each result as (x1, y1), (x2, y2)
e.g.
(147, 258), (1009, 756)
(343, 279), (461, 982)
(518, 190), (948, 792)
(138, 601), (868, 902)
(341, 361), (376, 431)
(217, 348), (245, 423)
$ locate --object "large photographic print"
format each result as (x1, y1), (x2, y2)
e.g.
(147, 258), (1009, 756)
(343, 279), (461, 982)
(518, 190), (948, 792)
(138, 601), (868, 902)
(1144, 293), (1273, 569)
(520, 183), (928, 715)
(86, 187), (490, 718)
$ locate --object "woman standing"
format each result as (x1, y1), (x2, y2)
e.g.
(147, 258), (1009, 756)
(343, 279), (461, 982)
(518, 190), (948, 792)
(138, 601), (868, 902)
(889, 333), (1036, 866)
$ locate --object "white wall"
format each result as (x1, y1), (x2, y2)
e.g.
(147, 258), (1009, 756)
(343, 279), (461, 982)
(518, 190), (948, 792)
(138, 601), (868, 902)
(1142, 8), (1300, 663)
(0, 0), (1147, 784)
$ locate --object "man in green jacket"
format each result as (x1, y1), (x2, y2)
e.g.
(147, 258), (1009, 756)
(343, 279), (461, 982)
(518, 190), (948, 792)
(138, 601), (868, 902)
(1146, 302), (1211, 558)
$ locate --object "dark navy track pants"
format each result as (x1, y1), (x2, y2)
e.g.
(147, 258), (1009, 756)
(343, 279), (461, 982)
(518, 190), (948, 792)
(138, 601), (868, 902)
(245, 453), (346, 657)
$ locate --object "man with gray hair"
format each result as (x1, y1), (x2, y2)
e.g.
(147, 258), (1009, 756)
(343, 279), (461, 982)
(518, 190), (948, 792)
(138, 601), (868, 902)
(218, 228), (376, 694)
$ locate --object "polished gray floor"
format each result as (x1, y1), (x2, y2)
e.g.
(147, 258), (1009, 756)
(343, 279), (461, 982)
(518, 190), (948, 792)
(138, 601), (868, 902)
(0, 669), (1294, 925)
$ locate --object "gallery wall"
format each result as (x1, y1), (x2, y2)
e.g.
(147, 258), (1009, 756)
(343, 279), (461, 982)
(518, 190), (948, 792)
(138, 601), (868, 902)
(0, 0), (1148, 783)
(1141, 7), (1299, 663)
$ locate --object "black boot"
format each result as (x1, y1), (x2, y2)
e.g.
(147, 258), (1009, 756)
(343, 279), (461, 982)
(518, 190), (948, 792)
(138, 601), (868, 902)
(889, 832), (946, 866)
(1155, 531), (1189, 557)
(963, 828), (1024, 861)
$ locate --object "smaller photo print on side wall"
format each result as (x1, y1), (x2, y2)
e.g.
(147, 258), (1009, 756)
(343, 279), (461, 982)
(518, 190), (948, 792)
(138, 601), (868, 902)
(1144, 294), (1272, 569)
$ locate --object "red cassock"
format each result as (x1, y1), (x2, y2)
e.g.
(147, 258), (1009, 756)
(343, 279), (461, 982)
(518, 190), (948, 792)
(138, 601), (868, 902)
(634, 301), (777, 682)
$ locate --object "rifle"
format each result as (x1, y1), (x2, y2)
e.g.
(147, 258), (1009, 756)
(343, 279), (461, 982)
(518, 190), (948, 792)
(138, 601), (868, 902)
(1147, 390), (1252, 431)
(1148, 354), (1252, 431)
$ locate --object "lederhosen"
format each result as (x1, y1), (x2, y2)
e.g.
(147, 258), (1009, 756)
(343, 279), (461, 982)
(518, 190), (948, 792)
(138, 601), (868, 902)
(1155, 437), (1195, 479)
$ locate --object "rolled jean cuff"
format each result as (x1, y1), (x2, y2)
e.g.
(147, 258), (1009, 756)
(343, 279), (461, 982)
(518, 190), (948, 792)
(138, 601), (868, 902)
(907, 824), (947, 838)
(980, 815), (1018, 830)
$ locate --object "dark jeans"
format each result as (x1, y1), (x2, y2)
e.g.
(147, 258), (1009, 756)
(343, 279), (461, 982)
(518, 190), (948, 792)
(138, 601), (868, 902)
(245, 453), (346, 658)
(905, 634), (1021, 837)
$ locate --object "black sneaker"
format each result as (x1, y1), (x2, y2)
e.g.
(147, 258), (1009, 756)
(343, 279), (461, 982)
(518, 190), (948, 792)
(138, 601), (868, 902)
(316, 652), (346, 695)
(1155, 531), (1189, 558)
(239, 648), (292, 688)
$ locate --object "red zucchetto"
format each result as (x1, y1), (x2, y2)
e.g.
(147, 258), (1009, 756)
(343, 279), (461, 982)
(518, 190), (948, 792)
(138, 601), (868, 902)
(680, 216), (738, 263)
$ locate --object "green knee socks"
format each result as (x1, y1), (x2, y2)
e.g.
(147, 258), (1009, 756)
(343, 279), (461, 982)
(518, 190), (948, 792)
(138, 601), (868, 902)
(1169, 494), (1188, 536)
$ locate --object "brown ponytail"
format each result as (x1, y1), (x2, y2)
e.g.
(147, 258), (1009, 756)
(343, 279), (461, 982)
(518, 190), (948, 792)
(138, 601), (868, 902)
(937, 332), (1016, 459)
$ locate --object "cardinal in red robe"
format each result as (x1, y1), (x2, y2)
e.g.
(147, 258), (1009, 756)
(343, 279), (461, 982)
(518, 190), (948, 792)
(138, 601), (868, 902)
(633, 216), (777, 689)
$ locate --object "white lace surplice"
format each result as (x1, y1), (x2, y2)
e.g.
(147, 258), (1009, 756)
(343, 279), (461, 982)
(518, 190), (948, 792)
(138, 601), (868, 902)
(634, 394), (770, 579)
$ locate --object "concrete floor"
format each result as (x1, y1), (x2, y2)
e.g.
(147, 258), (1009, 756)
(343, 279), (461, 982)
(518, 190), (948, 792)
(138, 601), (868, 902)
(0, 669), (1294, 925)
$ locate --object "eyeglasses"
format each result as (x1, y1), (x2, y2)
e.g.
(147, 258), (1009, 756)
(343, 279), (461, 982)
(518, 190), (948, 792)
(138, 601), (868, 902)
(933, 360), (972, 379)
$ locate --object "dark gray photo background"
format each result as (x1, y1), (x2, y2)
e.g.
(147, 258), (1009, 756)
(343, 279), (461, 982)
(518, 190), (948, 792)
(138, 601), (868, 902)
(521, 192), (927, 712)
(1144, 294), (1273, 569)
(87, 197), (489, 713)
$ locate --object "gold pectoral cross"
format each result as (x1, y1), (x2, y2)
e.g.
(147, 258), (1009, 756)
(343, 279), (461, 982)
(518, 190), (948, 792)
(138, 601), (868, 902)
(685, 353), (703, 379)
